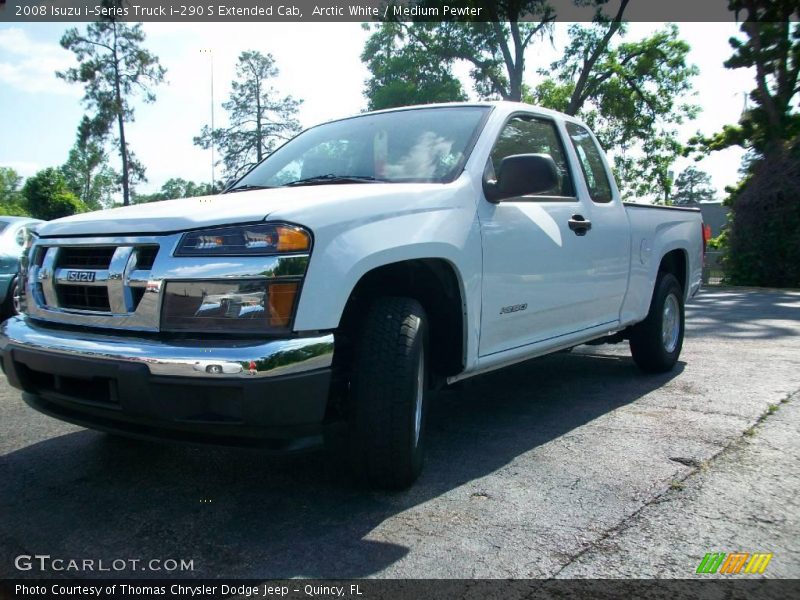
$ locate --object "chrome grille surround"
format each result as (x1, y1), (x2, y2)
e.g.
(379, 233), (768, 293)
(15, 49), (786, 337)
(26, 234), (310, 332)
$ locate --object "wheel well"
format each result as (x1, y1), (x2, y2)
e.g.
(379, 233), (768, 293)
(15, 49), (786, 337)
(659, 249), (687, 295)
(338, 259), (465, 378)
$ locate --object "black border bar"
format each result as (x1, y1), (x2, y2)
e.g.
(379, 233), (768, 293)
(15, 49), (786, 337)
(3, 579), (800, 600)
(0, 0), (751, 23)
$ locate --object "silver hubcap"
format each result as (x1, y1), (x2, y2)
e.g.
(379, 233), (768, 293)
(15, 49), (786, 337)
(413, 346), (425, 447)
(662, 293), (680, 353)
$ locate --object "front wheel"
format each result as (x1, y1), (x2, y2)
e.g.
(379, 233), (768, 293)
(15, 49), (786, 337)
(349, 297), (429, 490)
(629, 273), (685, 373)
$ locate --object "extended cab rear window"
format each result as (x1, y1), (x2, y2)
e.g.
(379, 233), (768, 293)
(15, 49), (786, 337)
(566, 122), (614, 203)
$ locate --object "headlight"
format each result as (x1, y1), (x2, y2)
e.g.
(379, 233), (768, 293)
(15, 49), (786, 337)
(175, 223), (310, 257)
(161, 280), (299, 332)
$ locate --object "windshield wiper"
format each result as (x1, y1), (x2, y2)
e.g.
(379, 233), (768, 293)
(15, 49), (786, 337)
(284, 174), (383, 187)
(224, 184), (273, 194)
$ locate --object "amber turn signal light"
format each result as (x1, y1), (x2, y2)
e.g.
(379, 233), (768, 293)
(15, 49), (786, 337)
(268, 282), (299, 327)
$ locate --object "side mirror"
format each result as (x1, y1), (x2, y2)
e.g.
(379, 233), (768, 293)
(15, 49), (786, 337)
(484, 153), (560, 202)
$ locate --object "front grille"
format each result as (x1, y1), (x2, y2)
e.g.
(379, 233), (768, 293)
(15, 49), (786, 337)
(131, 287), (146, 309)
(35, 243), (160, 315)
(56, 246), (116, 269)
(58, 285), (111, 312)
(32, 246), (46, 267)
(28, 236), (173, 328)
(135, 246), (159, 270)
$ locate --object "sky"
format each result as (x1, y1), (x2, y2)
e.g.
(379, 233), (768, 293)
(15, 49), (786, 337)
(0, 21), (754, 201)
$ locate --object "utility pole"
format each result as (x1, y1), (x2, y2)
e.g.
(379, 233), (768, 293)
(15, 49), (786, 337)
(200, 48), (215, 192)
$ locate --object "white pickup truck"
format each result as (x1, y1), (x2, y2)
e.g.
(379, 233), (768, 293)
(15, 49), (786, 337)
(0, 102), (704, 489)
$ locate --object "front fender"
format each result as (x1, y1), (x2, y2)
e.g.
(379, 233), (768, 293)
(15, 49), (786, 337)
(293, 205), (481, 335)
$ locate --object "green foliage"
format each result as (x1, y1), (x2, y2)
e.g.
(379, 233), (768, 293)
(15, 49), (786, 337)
(684, 1), (799, 287)
(61, 117), (119, 210)
(134, 178), (213, 203)
(0, 167), (23, 203)
(0, 167), (30, 216)
(361, 22), (467, 110)
(721, 144), (800, 287)
(672, 166), (717, 205)
(58, 17), (166, 205)
(362, 1), (555, 104)
(531, 23), (699, 201)
(707, 230), (727, 251)
(194, 51), (302, 182)
(687, 1), (799, 159)
(21, 168), (89, 220)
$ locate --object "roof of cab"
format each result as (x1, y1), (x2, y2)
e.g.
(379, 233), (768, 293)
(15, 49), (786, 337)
(322, 100), (589, 130)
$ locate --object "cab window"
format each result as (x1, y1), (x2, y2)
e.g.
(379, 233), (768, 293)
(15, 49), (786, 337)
(489, 115), (575, 197)
(566, 122), (614, 203)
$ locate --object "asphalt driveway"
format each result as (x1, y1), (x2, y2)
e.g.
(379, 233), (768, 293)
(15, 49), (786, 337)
(1, 287), (798, 578)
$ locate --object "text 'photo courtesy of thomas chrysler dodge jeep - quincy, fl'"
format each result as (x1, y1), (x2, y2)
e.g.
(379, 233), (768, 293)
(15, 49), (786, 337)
(0, 102), (704, 489)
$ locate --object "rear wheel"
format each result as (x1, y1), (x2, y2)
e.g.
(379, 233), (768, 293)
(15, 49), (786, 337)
(349, 296), (429, 490)
(629, 273), (684, 373)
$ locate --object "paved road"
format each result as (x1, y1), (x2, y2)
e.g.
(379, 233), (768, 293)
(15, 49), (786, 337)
(1, 288), (798, 579)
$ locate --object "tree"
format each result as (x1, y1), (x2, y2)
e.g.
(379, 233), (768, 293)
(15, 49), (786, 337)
(361, 21), (467, 110)
(688, 0), (799, 161)
(134, 178), (213, 203)
(58, 16), (166, 206)
(22, 168), (88, 220)
(687, 0), (799, 287)
(532, 23), (699, 201)
(61, 117), (119, 210)
(552, 0), (631, 116)
(0, 167), (29, 216)
(194, 51), (302, 182)
(0, 173), (29, 216)
(672, 167), (717, 205)
(362, 1), (555, 103)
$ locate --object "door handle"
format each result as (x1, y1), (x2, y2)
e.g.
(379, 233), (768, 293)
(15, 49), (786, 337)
(568, 215), (592, 236)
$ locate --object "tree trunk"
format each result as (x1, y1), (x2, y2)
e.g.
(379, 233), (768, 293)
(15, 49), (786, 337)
(566, 0), (629, 116)
(112, 23), (131, 206)
(255, 82), (263, 162)
(507, 21), (523, 102)
(508, 69), (523, 102)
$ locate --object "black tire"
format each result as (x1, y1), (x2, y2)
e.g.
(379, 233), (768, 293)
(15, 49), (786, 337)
(629, 272), (684, 373)
(0, 276), (18, 321)
(349, 296), (429, 490)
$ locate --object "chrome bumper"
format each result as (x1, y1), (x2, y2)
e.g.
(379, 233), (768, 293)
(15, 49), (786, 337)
(0, 316), (333, 379)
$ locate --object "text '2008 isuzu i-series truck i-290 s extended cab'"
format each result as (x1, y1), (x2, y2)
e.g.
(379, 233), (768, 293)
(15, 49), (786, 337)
(0, 102), (704, 489)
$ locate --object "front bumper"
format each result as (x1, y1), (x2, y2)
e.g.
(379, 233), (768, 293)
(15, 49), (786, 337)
(0, 316), (335, 449)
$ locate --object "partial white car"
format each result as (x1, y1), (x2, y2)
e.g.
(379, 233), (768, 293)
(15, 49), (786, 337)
(192, 361), (243, 375)
(0, 216), (43, 320)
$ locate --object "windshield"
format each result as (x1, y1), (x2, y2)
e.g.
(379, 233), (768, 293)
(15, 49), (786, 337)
(230, 106), (489, 190)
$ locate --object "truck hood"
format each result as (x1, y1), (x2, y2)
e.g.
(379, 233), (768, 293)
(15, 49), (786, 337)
(37, 183), (446, 237)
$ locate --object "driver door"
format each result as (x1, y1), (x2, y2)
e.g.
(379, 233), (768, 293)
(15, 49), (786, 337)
(477, 114), (606, 357)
